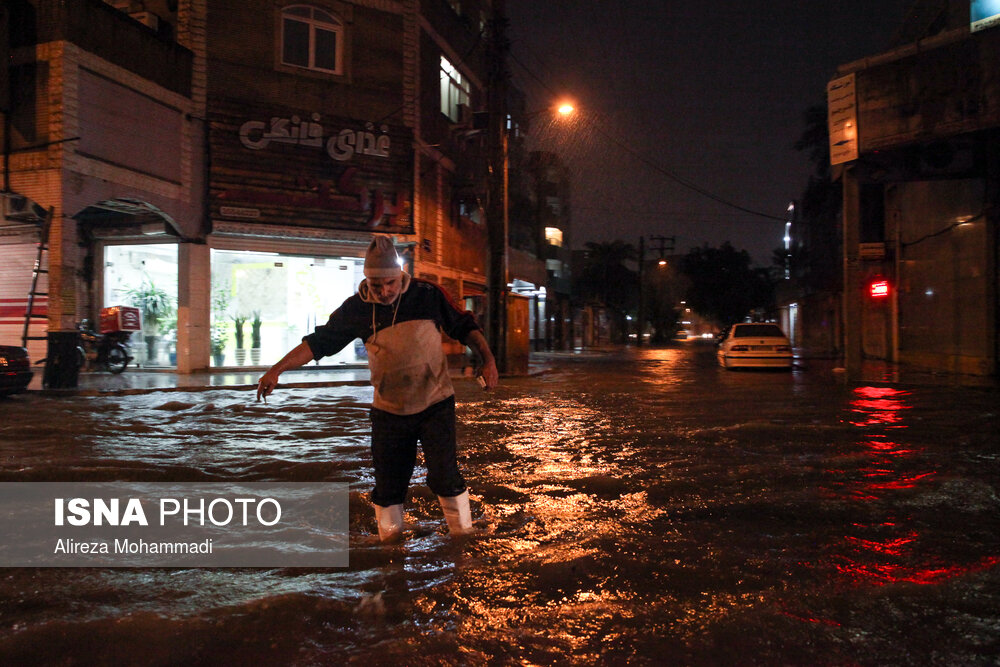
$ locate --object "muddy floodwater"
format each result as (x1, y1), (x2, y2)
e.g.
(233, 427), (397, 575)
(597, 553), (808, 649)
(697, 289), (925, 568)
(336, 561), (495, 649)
(1, 345), (998, 665)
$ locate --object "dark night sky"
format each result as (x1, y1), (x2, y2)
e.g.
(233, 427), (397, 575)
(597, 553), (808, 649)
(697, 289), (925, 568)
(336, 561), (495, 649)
(505, 0), (916, 264)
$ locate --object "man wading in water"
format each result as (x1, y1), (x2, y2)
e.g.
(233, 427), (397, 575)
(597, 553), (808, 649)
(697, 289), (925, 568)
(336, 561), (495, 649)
(257, 236), (499, 541)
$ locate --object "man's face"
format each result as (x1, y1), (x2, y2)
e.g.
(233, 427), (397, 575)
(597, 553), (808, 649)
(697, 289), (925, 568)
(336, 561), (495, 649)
(368, 275), (402, 304)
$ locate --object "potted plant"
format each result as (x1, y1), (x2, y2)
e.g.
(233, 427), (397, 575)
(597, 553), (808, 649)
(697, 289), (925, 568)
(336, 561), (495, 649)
(126, 279), (174, 363)
(211, 288), (231, 366)
(210, 323), (227, 367)
(232, 313), (247, 364)
(250, 310), (263, 365)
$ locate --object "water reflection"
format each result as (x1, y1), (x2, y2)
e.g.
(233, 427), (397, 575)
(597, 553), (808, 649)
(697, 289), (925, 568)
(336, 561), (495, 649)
(847, 385), (911, 428)
(2, 350), (998, 664)
(828, 386), (956, 588)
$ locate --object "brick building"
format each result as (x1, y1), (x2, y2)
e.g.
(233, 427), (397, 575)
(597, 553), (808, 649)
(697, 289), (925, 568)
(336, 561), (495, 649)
(1, 0), (542, 377)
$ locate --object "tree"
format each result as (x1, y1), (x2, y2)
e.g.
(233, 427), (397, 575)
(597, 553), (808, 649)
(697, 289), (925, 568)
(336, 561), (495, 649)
(679, 242), (775, 327)
(574, 240), (639, 342)
(792, 104), (842, 293)
(642, 260), (686, 344)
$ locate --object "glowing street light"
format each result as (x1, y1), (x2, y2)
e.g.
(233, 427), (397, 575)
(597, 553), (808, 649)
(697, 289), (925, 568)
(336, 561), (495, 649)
(486, 86), (577, 372)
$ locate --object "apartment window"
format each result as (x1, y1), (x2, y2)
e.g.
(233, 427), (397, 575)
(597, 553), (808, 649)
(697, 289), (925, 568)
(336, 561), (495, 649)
(545, 227), (563, 247)
(281, 6), (343, 74)
(440, 56), (469, 122)
(545, 196), (562, 216)
(458, 197), (483, 225)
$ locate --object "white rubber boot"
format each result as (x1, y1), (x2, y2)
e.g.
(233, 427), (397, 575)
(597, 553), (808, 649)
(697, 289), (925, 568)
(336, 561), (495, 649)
(438, 490), (473, 535)
(374, 503), (404, 542)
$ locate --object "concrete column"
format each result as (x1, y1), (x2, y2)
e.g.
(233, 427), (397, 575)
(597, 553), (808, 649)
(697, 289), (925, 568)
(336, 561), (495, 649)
(177, 241), (210, 373)
(842, 165), (862, 381)
(988, 131), (999, 377)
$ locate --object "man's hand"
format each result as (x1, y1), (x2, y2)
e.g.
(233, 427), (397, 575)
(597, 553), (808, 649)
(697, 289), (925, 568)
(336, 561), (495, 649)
(478, 358), (499, 390)
(257, 368), (280, 402)
(465, 330), (499, 391)
(255, 342), (317, 402)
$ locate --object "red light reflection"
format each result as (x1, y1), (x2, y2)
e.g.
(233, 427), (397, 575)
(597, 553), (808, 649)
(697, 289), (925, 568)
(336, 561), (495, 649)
(835, 555), (1000, 587)
(848, 386), (911, 427)
(844, 532), (917, 556)
(819, 386), (994, 589)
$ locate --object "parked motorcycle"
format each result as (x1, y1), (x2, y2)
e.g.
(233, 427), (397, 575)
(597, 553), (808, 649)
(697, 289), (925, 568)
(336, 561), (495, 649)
(77, 319), (132, 374)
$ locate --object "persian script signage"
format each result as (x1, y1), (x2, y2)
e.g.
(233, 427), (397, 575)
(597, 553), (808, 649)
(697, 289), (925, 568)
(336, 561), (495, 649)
(210, 100), (414, 234)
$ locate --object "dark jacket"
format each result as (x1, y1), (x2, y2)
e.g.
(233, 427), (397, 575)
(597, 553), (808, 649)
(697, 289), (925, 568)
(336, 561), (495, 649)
(304, 275), (480, 414)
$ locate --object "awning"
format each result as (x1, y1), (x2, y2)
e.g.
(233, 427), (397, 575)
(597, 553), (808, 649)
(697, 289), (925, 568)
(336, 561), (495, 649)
(72, 198), (182, 237)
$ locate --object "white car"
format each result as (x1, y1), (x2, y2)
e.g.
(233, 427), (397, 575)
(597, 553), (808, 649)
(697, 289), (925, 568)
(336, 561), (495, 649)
(717, 323), (793, 370)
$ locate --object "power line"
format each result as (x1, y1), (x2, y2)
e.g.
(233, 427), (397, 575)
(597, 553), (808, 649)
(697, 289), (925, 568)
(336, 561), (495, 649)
(508, 39), (788, 223)
(573, 205), (787, 225)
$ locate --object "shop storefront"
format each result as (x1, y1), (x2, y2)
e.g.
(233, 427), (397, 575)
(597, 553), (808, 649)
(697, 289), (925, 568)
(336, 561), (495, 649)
(208, 248), (366, 368)
(98, 241), (372, 369)
(102, 243), (179, 368)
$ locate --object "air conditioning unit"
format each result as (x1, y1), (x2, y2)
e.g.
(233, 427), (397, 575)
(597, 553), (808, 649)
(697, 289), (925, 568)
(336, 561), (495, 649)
(130, 11), (160, 31)
(2, 194), (47, 223)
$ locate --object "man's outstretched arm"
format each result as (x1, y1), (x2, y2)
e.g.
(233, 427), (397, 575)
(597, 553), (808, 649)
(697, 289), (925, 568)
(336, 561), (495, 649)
(465, 330), (499, 390)
(256, 342), (316, 401)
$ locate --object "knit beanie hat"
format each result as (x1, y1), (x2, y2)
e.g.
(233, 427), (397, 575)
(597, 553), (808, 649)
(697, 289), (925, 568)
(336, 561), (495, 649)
(364, 236), (402, 278)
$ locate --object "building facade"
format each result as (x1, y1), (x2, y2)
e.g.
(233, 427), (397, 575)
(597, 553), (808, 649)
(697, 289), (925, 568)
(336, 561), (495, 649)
(2, 0), (548, 377)
(832, 2), (999, 380)
(2, 0), (198, 369)
(523, 149), (572, 350)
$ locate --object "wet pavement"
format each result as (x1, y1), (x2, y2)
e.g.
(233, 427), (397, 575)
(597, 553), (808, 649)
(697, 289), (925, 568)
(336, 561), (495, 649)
(2, 342), (999, 665)
(25, 345), (999, 397)
(24, 354), (553, 395)
(24, 363), (372, 395)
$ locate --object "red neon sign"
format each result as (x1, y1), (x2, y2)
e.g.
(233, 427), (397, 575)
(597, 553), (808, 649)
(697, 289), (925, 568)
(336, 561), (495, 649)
(869, 280), (890, 298)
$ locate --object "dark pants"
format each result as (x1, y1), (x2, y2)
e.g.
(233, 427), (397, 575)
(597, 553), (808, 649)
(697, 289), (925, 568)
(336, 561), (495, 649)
(369, 395), (466, 506)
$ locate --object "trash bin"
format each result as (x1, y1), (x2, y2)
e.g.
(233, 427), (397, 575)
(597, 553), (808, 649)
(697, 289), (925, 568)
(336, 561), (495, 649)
(43, 330), (81, 389)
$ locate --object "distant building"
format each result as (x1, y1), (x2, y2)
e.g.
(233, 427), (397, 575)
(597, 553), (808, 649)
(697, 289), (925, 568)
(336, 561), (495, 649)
(832, 1), (999, 379)
(522, 150), (572, 350)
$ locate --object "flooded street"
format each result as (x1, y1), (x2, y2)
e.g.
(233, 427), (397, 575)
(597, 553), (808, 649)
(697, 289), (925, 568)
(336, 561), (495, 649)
(1, 344), (998, 665)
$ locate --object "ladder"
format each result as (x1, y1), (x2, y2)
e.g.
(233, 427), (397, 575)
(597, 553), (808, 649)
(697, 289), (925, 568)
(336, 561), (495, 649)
(22, 206), (54, 349)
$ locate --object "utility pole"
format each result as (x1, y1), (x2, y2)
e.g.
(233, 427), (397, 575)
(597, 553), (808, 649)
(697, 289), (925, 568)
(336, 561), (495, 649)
(637, 236), (645, 346)
(639, 235), (675, 346)
(649, 235), (675, 259)
(485, 0), (509, 374)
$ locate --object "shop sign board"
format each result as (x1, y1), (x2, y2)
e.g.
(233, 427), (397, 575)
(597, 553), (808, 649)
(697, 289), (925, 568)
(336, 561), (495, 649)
(828, 74), (858, 165)
(859, 242), (886, 260)
(210, 100), (414, 235)
(971, 0), (1000, 32)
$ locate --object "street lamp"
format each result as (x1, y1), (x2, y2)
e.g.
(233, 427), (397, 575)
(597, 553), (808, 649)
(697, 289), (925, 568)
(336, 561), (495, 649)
(485, 90), (575, 373)
(784, 201), (794, 280)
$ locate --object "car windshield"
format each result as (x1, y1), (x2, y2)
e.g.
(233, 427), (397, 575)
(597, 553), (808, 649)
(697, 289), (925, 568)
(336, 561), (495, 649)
(732, 324), (785, 338)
